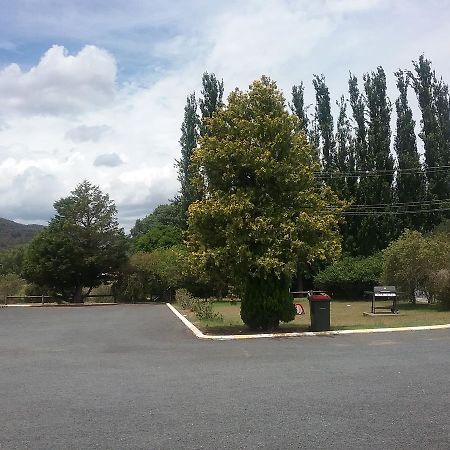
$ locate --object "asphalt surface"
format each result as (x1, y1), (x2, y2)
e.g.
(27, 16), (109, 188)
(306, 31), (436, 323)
(1, 305), (449, 450)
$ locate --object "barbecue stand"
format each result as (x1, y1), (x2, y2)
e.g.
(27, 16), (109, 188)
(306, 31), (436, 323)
(366, 286), (399, 315)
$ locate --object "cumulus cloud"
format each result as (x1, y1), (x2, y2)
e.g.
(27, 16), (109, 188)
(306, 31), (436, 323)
(94, 153), (124, 167)
(65, 125), (111, 143)
(0, 0), (450, 231)
(0, 45), (116, 116)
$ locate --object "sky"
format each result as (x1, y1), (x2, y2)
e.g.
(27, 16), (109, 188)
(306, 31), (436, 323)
(0, 0), (449, 231)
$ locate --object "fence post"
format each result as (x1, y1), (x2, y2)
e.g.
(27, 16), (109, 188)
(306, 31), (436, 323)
(41, 294), (44, 305)
(4, 295), (6, 306)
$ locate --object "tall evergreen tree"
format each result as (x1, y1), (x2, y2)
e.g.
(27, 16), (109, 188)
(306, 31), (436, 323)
(348, 73), (367, 173)
(312, 74), (335, 171)
(335, 95), (357, 254)
(364, 67), (394, 192)
(409, 56), (450, 206)
(394, 70), (426, 230)
(360, 67), (395, 254)
(199, 72), (224, 136)
(176, 93), (200, 223)
(347, 73), (367, 255)
(335, 95), (355, 200)
(290, 83), (309, 134)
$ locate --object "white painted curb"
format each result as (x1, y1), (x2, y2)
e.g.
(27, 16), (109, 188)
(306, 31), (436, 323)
(166, 303), (450, 341)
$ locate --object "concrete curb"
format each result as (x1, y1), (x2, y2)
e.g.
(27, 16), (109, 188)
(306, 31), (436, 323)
(166, 303), (450, 341)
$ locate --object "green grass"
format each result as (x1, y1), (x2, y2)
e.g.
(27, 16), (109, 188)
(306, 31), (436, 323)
(182, 298), (450, 335)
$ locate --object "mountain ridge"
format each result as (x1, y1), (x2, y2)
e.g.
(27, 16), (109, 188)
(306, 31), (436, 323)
(0, 218), (45, 251)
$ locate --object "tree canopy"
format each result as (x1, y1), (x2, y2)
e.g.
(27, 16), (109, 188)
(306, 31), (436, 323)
(187, 76), (343, 329)
(23, 181), (127, 302)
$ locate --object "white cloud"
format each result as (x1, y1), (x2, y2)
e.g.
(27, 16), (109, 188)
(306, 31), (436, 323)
(0, 0), (450, 232)
(0, 45), (116, 116)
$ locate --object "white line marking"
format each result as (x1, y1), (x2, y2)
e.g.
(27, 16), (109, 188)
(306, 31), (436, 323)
(166, 303), (204, 338)
(166, 303), (450, 340)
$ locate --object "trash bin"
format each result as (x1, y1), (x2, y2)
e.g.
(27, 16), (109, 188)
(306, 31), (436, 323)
(308, 293), (331, 331)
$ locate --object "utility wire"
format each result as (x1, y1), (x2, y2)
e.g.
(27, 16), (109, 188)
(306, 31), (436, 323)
(314, 165), (450, 179)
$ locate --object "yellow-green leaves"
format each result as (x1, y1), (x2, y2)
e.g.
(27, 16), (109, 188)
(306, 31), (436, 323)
(187, 76), (343, 283)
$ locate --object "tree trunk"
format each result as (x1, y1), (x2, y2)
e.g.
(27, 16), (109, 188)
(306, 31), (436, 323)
(72, 286), (84, 303)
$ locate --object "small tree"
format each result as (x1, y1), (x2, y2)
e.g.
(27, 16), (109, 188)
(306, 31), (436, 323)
(382, 229), (448, 302)
(0, 273), (26, 298)
(23, 181), (127, 302)
(188, 77), (343, 330)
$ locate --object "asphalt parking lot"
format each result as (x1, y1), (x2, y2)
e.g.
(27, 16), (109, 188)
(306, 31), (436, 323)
(1, 304), (449, 449)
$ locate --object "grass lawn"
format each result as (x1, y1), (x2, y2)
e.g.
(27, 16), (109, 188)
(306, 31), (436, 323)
(182, 298), (450, 335)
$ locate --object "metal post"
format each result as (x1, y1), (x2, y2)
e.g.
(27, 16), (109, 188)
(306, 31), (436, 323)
(41, 294), (44, 305)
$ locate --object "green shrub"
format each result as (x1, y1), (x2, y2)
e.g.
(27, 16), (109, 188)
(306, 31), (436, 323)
(240, 273), (295, 330)
(314, 254), (383, 299)
(0, 273), (27, 297)
(191, 299), (223, 321)
(175, 289), (223, 321)
(429, 270), (450, 310)
(175, 288), (194, 309)
(382, 230), (450, 303)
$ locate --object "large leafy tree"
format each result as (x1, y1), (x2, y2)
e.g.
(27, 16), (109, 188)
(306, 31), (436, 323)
(188, 77), (342, 330)
(23, 181), (127, 302)
(130, 202), (182, 239)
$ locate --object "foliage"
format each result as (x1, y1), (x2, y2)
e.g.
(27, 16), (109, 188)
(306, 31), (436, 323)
(290, 83), (309, 134)
(22, 181), (127, 303)
(130, 202), (183, 238)
(382, 229), (449, 303)
(0, 246), (26, 275)
(429, 270), (450, 310)
(176, 93), (201, 222)
(199, 72), (224, 136)
(394, 70), (426, 231)
(188, 76), (343, 330)
(175, 288), (194, 309)
(314, 254), (383, 299)
(114, 248), (188, 302)
(409, 55), (450, 209)
(134, 225), (182, 252)
(175, 288), (223, 321)
(313, 74), (335, 171)
(0, 273), (27, 297)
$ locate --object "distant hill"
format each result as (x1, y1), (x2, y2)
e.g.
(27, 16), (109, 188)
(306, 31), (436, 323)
(0, 218), (45, 251)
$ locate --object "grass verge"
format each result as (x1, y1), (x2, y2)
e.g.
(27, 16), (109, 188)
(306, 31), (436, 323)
(180, 298), (450, 335)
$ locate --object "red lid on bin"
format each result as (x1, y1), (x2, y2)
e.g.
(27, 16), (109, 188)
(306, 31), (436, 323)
(308, 293), (331, 301)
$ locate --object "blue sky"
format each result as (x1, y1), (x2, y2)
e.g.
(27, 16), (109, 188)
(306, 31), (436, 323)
(0, 0), (449, 230)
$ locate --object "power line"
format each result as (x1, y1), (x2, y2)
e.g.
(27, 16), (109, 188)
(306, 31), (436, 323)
(314, 165), (450, 179)
(342, 207), (450, 216)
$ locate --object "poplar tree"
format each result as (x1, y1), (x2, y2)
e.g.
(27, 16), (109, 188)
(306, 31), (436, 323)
(409, 56), (450, 205)
(291, 83), (309, 134)
(394, 70), (426, 230)
(199, 72), (224, 136)
(176, 93), (200, 223)
(335, 95), (355, 200)
(312, 74), (335, 171)
(361, 67), (395, 254)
